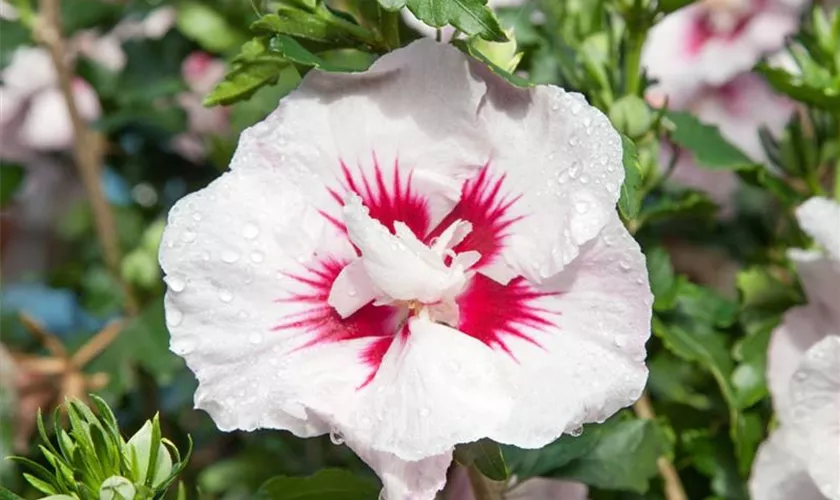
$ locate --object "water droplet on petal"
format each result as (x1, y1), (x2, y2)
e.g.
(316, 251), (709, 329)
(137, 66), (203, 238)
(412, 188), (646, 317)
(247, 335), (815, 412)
(250, 250), (265, 263)
(794, 371), (808, 381)
(419, 407), (431, 417)
(201, 251), (211, 261)
(569, 161), (581, 179)
(218, 288), (234, 303)
(167, 307), (184, 327)
(182, 230), (197, 243)
(221, 250), (240, 263)
(580, 174), (590, 184)
(192, 212), (202, 221)
(378, 489), (388, 500)
(166, 276), (186, 293)
(249, 333), (263, 344)
(330, 430), (345, 445)
(619, 260), (631, 271)
(569, 426), (584, 437)
(243, 222), (260, 239)
(575, 200), (590, 214)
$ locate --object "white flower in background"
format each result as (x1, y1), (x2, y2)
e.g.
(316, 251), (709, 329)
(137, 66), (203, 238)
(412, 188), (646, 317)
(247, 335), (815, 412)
(660, 73), (794, 213)
(0, 47), (101, 161)
(172, 51), (229, 162)
(402, 0), (525, 39)
(160, 40), (651, 500)
(750, 197), (840, 500)
(74, 6), (177, 73)
(643, 0), (805, 105)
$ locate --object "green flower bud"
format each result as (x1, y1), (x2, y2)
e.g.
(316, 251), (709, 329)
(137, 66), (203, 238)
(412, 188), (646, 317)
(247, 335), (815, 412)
(99, 476), (136, 500)
(126, 419), (173, 488)
(609, 95), (652, 138)
(470, 29), (523, 73)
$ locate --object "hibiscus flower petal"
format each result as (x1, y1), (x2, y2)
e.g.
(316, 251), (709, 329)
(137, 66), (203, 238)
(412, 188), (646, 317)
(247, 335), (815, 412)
(790, 336), (840, 500)
(749, 427), (824, 500)
(796, 197), (840, 262)
(481, 213), (651, 447)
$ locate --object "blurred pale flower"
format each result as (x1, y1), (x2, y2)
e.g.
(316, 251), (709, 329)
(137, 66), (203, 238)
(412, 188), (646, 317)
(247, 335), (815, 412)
(160, 41), (651, 500)
(172, 51), (229, 162)
(661, 73), (794, 213)
(750, 197), (840, 500)
(643, 0), (805, 105)
(0, 47), (101, 160)
(445, 466), (588, 500)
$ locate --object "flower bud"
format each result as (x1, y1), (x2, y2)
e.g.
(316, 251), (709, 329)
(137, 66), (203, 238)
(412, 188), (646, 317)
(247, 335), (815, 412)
(126, 419), (173, 487)
(470, 29), (523, 73)
(99, 476), (136, 500)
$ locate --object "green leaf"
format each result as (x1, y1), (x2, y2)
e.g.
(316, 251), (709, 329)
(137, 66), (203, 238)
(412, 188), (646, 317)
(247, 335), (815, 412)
(0, 487), (27, 500)
(682, 430), (749, 500)
(270, 35), (363, 72)
(453, 439), (509, 481)
(253, 10), (374, 46)
(657, 0), (696, 13)
(619, 135), (643, 219)
(377, 0), (407, 10)
(640, 189), (718, 224)
(645, 246), (680, 311)
(255, 469), (379, 500)
(405, 0), (507, 42)
(648, 352), (713, 410)
(176, 2), (248, 53)
(666, 111), (754, 170)
(506, 414), (671, 493)
(205, 59), (290, 106)
(758, 64), (840, 110)
(0, 163), (25, 207)
(735, 163), (804, 207)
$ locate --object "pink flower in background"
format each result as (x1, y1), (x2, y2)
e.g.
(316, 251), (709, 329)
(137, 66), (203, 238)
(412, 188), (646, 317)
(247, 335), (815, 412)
(160, 41), (651, 499)
(0, 47), (101, 161)
(173, 51), (229, 162)
(660, 73), (794, 213)
(750, 197), (840, 500)
(643, 0), (805, 105)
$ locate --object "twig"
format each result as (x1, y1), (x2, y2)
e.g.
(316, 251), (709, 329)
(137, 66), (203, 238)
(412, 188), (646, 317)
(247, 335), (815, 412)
(633, 392), (689, 500)
(34, 0), (138, 315)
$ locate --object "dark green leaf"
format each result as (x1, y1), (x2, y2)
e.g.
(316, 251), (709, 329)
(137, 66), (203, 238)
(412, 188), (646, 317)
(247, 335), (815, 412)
(619, 135), (643, 219)
(648, 353), (713, 410)
(682, 430), (749, 500)
(205, 59), (289, 106)
(61, 0), (122, 32)
(645, 246), (680, 311)
(255, 469), (379, 500)
(657, 0), (696, 14)
(270, 35), (364, 71)
(253, 10), (374, 46)
(377, 0), (407, 10)
(453, 439), (509, 481)
(666, 111), (754, 170)
(405, 0), (507, 41)
(640, 189), (718, 223)
(735, 163), (804, 207)
(503, 428), (601, 479)
(0, 487), (26, 500)
(0, 164), (25, 207)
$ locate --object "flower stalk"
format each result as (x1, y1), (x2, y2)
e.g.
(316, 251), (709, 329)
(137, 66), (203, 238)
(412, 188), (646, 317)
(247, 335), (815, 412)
(35, 0), (139, 315)
(633, 393), (688, 500)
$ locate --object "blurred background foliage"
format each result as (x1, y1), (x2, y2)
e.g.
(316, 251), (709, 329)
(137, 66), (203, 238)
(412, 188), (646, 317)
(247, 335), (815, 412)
(1, 0), (838, 499)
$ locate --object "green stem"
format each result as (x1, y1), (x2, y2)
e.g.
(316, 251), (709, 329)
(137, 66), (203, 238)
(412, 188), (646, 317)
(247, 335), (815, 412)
(623, 27), (646, 97)
(379, 8), (400, 50)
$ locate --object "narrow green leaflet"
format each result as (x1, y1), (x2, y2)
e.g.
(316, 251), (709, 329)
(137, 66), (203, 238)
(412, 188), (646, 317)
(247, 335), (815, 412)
(0, 486), (26, 500)
(639, 189), (718, 224)
(645, 246), (680, 311)
(0, 163), (25, 207)
(666, 111), (754, 170)
(735, 163), (804, 207)
(403, 0), (507, 42)
(253, 10), (375, 47)
(758, 64), (840, 110)
(270, 36), (363, 72)
(453, 439), (509, 481)
(255, 469), (379, 500)
(205, 59), (291, 106)
(618, 135), (643, 219)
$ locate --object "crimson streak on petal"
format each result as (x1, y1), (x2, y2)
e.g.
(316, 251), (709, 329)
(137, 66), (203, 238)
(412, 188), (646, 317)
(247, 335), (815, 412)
(426, 164), (522, 269)
(457, 275), (558, 357)
(272, 258), (403, 380)
(325, 156), (431, 238)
